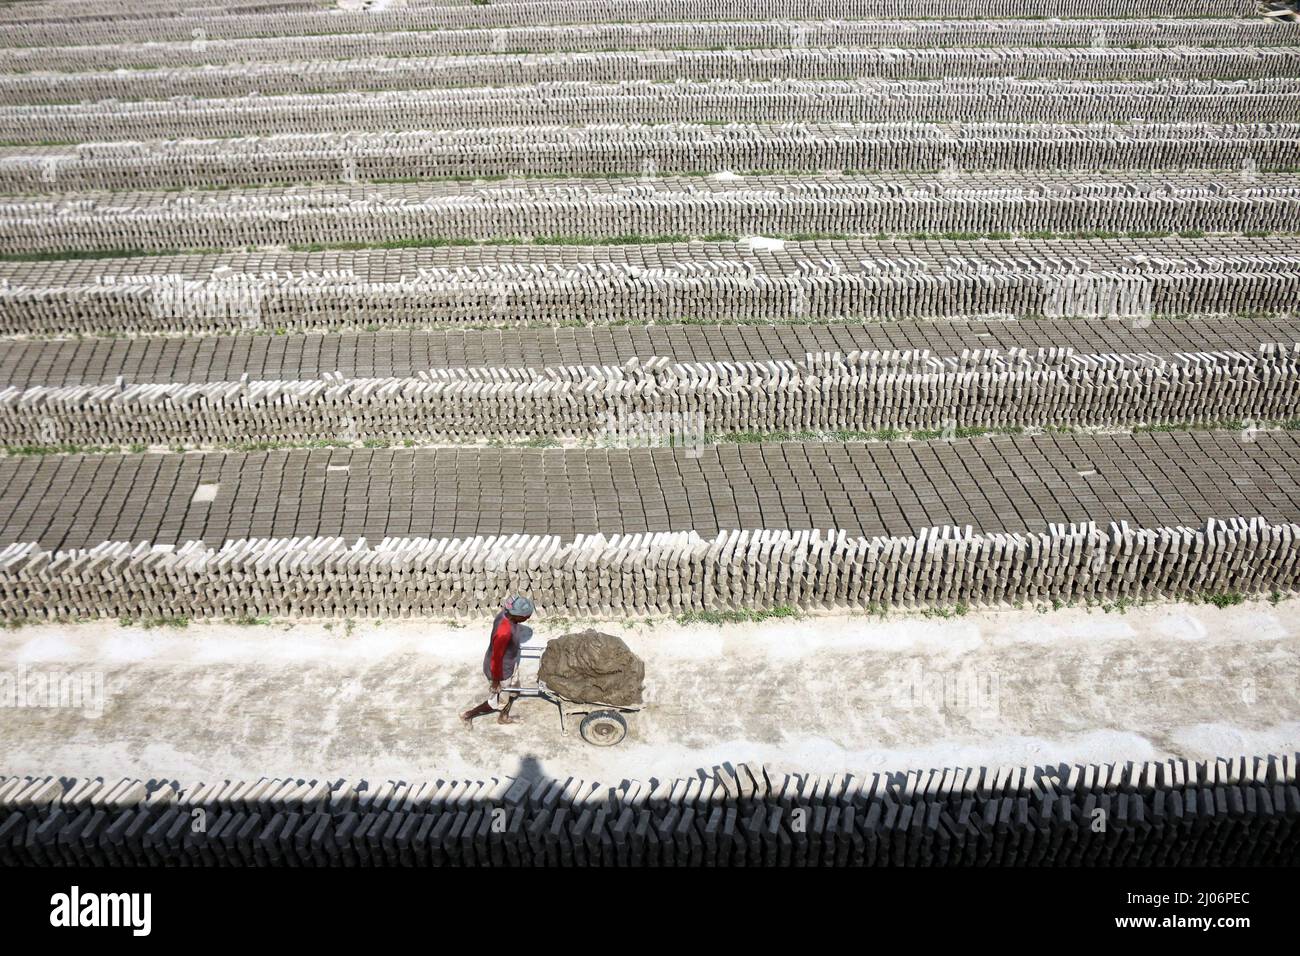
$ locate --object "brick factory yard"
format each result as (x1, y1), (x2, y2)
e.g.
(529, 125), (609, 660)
(3, 0), (1299, 872)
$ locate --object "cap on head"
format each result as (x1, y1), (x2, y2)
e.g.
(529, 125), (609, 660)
(504, 595), (534, 620)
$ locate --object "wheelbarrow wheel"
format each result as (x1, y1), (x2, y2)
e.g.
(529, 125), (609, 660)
(579, 710), (628, 747)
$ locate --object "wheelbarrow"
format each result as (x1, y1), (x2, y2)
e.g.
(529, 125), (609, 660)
(501, 645), (641, 747)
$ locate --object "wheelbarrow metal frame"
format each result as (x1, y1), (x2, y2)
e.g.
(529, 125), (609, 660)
(501, 645), (642, 742)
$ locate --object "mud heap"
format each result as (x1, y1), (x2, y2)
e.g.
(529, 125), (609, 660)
(538, 630), (644, 706)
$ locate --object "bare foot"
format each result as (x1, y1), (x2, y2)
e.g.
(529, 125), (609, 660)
(497, 714), (523, 725)
(460, 712), (475, 729)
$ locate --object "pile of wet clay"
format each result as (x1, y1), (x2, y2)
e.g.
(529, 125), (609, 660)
(538, 630), (644, 706)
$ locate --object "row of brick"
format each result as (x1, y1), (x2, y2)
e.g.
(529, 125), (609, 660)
(10, 79), (1296, 144)
(5, 171), (1294, 255)
(4, 262), (1293, 335)
(0, 0), (328, 27)
(0, 0), (1259, 47)
(4, 430), (1294, 548)
(1, 235), (1282, 282)
(0, 514), (1294, 619)
(2, 753), (1295, 865)
(4, 123), (1297, 192)
(5, 18), (1292, 73)
(2, 346), (1298, 447)
(3, 317), (1298, 387)
(7, 47), (1296, 105)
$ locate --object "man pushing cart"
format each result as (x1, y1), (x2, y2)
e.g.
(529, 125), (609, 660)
(459, 596), (644, 746)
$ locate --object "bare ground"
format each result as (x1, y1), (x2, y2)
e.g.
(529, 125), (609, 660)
(1, 600), (1297, 784)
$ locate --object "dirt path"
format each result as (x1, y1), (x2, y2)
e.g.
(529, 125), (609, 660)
(2, 601), (1297, 784)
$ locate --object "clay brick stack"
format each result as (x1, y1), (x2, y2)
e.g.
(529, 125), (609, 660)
(1, 754), (1296, 865)
(0, 515), (1296, 620)
(4, 18), (1293, 72)
(6, 47), (1299, 105)
(1, 238), (1295, 335)
(0, 0), (1260, 48)
(4, 173), (1297, 252)
(0, 345), (1297, 448)
(4, 123), (1296, 191)
(6, 79), (1297, 143)
(0, 0), (1289, 621)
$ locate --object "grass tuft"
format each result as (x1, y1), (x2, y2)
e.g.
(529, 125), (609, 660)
(676, 605), (802, 626)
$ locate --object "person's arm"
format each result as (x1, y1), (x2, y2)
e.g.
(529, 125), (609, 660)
(488, 617), (513, 684)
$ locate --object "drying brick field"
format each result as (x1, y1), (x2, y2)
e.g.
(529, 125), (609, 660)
(0, 0), (1298, 869)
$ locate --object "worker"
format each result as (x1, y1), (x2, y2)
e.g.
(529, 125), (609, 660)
(460, 594), (534, 728)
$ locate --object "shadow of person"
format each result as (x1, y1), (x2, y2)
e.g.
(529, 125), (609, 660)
(515, 754), (546, 784)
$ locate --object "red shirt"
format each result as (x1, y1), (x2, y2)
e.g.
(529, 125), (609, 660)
(484, 612), (518, 682)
